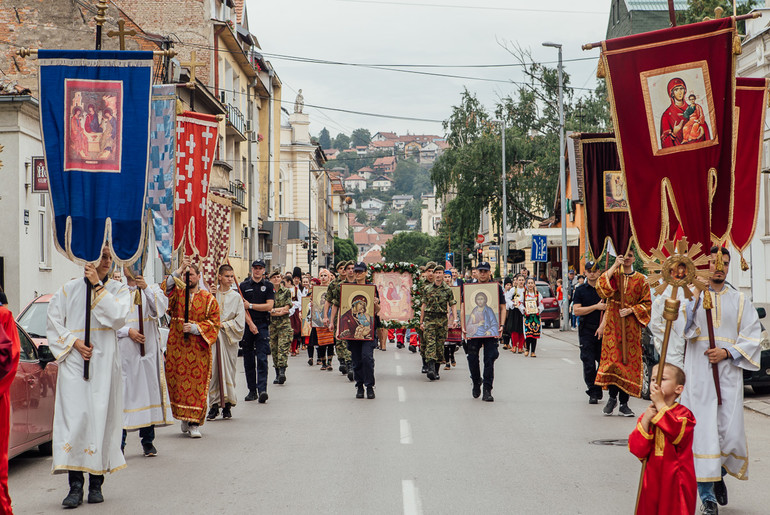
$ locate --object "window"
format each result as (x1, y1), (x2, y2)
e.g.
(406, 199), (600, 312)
(39, 212), (46, 264)
(278, 169), (287, 216)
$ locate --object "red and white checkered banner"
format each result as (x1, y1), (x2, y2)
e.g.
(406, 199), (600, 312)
(200, 194), (231, 288)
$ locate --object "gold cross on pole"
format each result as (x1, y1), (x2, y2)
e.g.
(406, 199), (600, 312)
(107, 20), (137, 51)
(180, 50), (207, 86)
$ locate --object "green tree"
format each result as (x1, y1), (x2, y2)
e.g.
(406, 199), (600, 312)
(384, 212), (408, 233)
(382, 232), (435, 265)
(318, 127), (331, 150)
(355, 209), (369, 225)
(351, 128), (372, 147)
(333, 133), (351, 150)
(333, 237), (358, 263)
(401, 198), (423, 219)
(677, 1), (756, 32)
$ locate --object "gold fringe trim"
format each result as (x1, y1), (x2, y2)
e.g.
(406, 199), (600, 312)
(734, 34), (742, 55)
(740, 253), (749, 271)
(596, 54), (605, 78)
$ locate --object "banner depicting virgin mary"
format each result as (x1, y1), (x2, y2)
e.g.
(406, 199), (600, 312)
(600, 18), (737, 257)
(38, 50), (154, 264)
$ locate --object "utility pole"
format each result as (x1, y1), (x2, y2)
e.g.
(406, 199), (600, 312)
(543, 41), (570, 332)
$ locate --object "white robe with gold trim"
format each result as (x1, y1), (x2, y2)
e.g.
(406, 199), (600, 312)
(650, 285), (688, 369)
(117, 284), (171, 430)
(682, 286), (761, 482)
(208, 288), (245, 407)
(47, 277), (131, 475)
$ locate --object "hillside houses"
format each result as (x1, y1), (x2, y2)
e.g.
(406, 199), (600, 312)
(344, 174), (367, 192)
(373, 156), (397, 174)
(372, 176), (393, 191)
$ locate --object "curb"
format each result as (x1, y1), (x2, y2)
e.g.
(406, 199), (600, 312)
(744, 400), (770, 418)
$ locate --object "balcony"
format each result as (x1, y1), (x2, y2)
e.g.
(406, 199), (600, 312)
(225, 103), (246, 141)
(229, 180), (246, 210)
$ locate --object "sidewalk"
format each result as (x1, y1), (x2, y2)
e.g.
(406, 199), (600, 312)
(542, 327), (770, 417)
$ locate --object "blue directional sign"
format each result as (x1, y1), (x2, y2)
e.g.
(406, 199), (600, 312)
(531, 235), (548, 262)
(445, 252), (453, 263)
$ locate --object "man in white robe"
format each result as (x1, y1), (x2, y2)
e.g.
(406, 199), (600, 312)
(650, 283), (688, 369)
(47, 247), (131, 507)
(207, 264), (245, 420)
(118, 271), (171, 456)
(683, 246), (762, 515)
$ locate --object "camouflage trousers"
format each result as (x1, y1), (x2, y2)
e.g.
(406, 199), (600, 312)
(335, 336), (351, 363)
(269, 321), (293, 368)
(423, 315), (448, 363)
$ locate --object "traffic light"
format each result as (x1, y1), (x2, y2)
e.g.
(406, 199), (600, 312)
(476, 248), (483, 263)
(308, 245), (317, 263)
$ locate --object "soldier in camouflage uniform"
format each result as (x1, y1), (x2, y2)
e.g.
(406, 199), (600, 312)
(420, 266), (457, 381)
(268, 268), (293, 385)
(416, 261), (437, 373)
(324, 261), (354, 380)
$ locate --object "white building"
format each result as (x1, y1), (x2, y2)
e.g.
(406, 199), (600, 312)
(372, 176), (393, 192)
(420, 193), (442, 237)
(0, 88), (81, 313)
(344, 174), (367, 192)
(730, 9), (770, 311)
(361, 198), (386, 214)
(391, 194), (414, 210)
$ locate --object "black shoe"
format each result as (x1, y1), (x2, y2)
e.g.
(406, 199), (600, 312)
(421, 365), (428, 374)
(278, 367), (286, 384)
(434, 363), (441, 380)
(308, 358), (313, 366)
(426, 360), (436, 380)
(339, 363), (348, 374)
(588, 396), (599, 405)
(714, 478), (728, 506)
(62, 482), (84, 508)
(603, 397), (617, 416)
(482, 387), (494, 402)
(258, 391), (268, 403)
(142, 443), (157, 457)
(408, 345), (417, 353)
(397, 343), (404, 349)
(87, 475), (104, 504)
(347, 365), (355, 382)
(366, 386), (375, 399)
(222, 404), (232, 419)
(245, 390), (258, 402)
(356, 386), (365, 399)
(618, 404), (635, 417)
(472, 382), (482, 399)
(207, 404), (219, 421)
(701, 500), (718, 515)
(444, 363), (451, 370)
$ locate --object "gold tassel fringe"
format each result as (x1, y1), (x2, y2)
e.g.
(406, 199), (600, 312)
(734, 34), (742, 55)
(740, 254), (749, 271)
(597, 54), (606, 78)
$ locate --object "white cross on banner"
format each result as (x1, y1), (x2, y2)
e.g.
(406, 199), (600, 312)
(173, 111), (219, 257)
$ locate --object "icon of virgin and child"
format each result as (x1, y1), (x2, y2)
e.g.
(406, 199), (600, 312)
(337, 294), (373, 340)
(660, 77), (711, 148)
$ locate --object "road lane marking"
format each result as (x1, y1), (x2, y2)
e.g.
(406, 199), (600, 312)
(396, 365), (403, 376)
(400, 419), (412, 444)
(398, 386), (406, 402)
(402, 479), (423, 515)
(562, 358), (576, 365)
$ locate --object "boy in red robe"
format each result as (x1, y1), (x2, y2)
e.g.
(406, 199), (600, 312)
(629, 363), (696, 515)
(1, 291), (21, 514)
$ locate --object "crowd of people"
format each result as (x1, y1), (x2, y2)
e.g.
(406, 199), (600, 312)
(0, 244), (762, 515)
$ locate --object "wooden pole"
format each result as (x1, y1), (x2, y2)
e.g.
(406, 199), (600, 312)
(619, 270), (629, 365)
(667, 0), (677, 27)
(184, 271), (191, 340)
(83, 279), (92, 380)
(702, 291), (723, 405)
(137, 293), (145, 357)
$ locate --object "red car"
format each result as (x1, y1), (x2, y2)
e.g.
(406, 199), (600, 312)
(535, 281), (561, 329)
(10, 295), (57, 459)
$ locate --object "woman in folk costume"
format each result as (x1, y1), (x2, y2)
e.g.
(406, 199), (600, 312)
(520, 277), (544, 357)
(506, 274), (526, 354)
(313, 271), (336, 370)
(596, 248), (651, 418)
(502, 277), (514, 349)
(289, 268), (304, 356)
(207, 264), (246, 421)
(118, 268), (171, 457)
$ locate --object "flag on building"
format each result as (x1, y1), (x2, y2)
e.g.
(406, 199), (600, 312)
(600, 18), (737, 257)
(38, 49), (154, 263)
(173, 111), (218, 258)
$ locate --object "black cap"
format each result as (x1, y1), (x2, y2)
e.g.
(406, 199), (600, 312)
(585, 260), (598, 271)
(353, 262), (367, 272)
(251, 259), (266, 268)
(476, 262), (491, 271)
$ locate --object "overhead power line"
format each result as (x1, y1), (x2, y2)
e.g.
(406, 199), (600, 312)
(335, 0), (607, 15)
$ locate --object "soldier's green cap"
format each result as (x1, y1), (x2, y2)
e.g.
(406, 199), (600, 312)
(269, 267), (282, 278)
(433, 265), (445, 273)
(419, 266), (426, 272)
(425, 261), (437, 269)
(336, 261), (347, 270)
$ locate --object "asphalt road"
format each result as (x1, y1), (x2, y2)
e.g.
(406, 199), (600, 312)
(8, 329), (770, 514)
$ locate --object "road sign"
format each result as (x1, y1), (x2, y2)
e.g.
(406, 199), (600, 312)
(476, 234), (485, 244)
(445, 252), (454, 262)
(531, 235), (548, 262)
(488, 245), (499, 251)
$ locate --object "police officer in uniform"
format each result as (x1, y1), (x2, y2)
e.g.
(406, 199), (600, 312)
(461, 262), (506, 402)
(239, 260), (275, 403)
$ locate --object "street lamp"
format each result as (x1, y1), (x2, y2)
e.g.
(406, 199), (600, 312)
(542, 41), (569, 332)
(491, 119), (508, 277)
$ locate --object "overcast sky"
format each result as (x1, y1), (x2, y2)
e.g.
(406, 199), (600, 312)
(245, 0), (611, 139)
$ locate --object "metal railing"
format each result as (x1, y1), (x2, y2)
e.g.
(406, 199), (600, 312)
(229, 180), (246, 208)
(225, 103), (245, 136)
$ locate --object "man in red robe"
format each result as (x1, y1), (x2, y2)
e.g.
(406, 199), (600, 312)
(165, 257), (220, 438)
(0, 289), (20, 514)
(660, 77), (710, 148)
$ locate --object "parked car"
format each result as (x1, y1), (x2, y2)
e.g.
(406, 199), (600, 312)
(9, 321), (58, 459)
(535, 281), (560, 328)
(16, 294), (52, 348)
(641, 306), (768, 399)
